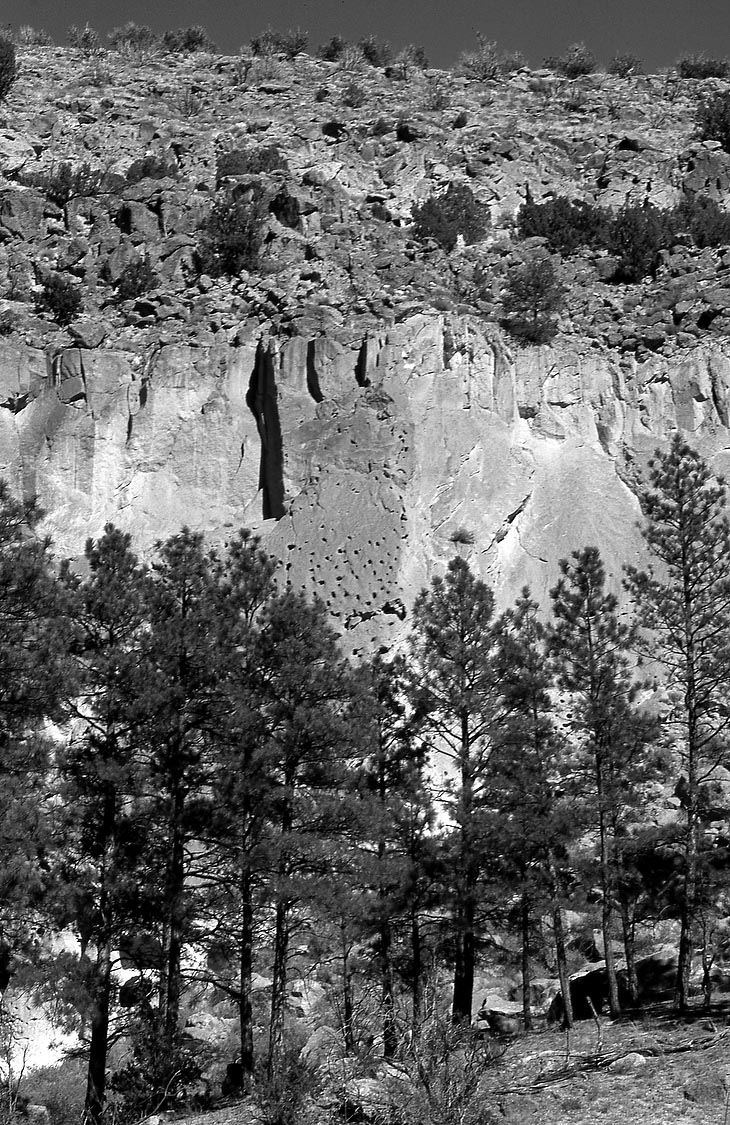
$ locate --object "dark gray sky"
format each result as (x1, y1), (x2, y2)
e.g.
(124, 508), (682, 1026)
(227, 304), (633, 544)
(3, 0), (730, 71)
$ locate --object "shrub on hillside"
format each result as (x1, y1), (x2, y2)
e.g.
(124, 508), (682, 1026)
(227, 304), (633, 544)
(0, 36), (17, 101)
(250, 27), (308, 59)
(116, 254), (158, 300)
(358, 35), (392, 67)
(674, 193), (730, 247)
(677, 53), (730, 80)
(697, 90), (730, 153)
(196, 189), (267, 276)
(544, 42), (596, 78)
(161, 26), (216, 53)
(502, 256), (565, 344)
(342, 81), (365, 108)
(35, 274), (82, 325)
(458, 35), (526, 80)
(390, 43), (429, 80)
(606, 202), (675, 282)
(411, 182), (490, 251)
(316, 35), (348, 62)
(607, 53), (643, 77)
(517, 195), (608, 254)
(14, 26), (54, 47)
(23, 161), (106, 206)
(66, 23), (100, 54)
(108, 23), (160, 55)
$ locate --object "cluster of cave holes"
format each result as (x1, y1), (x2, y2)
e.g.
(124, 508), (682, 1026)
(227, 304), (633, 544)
(284, 488), (403, 617)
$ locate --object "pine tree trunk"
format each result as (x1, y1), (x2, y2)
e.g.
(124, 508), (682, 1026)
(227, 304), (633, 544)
(268, 900), (289, 1083)
(340, 925), (355, 1056)
(162, 778), (186, 1042)
(521, 893), (533, 1032)
(677, 653), (699, 1015)
(677, 804), (699, 1013)
(411, 909), (422, 1038)
(380, 919), (397, 1059)
(549, 854), (573, 1028)
(452, 716), (475, 1026)
(452, 891), (475, 1025)
(618, 892), (639, 1006)
(597, 804), (620, 1016)
(84, 940), (112, 1125)
(239, 864), (255, 1090)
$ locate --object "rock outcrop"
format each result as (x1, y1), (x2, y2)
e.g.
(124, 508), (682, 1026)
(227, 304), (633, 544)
(3, 314), (730, 650)
(1, 45), (730, 643)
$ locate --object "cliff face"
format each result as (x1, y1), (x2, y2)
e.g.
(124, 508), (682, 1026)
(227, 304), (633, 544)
(2, 44), (730, 643)
(5, 319), (730, 649)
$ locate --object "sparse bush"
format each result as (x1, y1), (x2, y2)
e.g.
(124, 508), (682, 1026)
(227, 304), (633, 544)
(677, 53), (730, 80)
(125, 154), (178, 184)
(607, 201), (675, 282)
(316, 35), (347, 62)
(23, 161), (106, 207)
(608, 52), (643, 77)
(697, 90), (730, 152)
(673, 193), (730, 247)
(116, 254), (158, 300)
(342, 81), (365, 108)
(0, 311), (15, 336)
(107, 23), (160, 55)
(412, 182), (490, 251)
(250, 27), (307, 59)
(22, 1058), (86, 1125)
(216, 146), (288, 184)
(458, 34), (526, 80)
(175, 86), (203, 117)
(544, 41), (596, 78)
(502, 255), (565, 343)
(197, 188), (268, 276)
(358, 35), (392, 67)
(517, 195), (608, 254)
(15, 26), (54, 47)
(35, 274), (82, 326)
(424, 80), (450, 111)
(66, 23), (100, 54)
(390, 43), (429, 80)
(109, 1018), (205, 1124)
(0, 36), (17, 101)
(162, 26), (216, 54)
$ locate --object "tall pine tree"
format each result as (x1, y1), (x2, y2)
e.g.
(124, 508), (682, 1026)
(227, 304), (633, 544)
(408, 557), (499, 1026)
(625, 434), (730, 1012)
(551, 547), (655, 1016)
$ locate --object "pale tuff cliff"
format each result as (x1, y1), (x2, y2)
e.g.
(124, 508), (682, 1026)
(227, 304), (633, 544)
(2, 44), (730, 643)
(4, 318), (729, 650)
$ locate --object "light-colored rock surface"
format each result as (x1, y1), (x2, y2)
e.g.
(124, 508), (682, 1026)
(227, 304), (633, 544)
(1, 315), (728, 649)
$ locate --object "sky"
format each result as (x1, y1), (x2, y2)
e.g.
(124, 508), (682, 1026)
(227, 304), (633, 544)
(2, 0), (730, 72)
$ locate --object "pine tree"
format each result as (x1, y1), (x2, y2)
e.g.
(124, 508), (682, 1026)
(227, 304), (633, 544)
(247, 590), (360, 1081)
(200, 530), (277, 1088)
(0, 483), (63, 948)
(408, 557), (499, 1025)
(355, 655), (439, 1050)
(492, 589), (576, 1029)
(551, 547), (655, 1015)
(56, 526), (152, 1125)
(136, 529), (224, 1043)
(625, 434), (730, 1012)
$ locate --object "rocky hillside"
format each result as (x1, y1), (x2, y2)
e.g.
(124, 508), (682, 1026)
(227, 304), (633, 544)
(3, 43), (730, 645)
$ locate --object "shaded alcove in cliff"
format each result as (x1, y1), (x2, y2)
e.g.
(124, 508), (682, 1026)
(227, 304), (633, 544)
(246, 342), (286, 520)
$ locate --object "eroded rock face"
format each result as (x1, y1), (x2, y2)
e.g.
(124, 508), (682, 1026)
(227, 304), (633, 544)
(3, 317), (730, 650)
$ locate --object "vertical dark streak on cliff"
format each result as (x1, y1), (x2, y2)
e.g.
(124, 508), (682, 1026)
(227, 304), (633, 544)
(246, 341), (286, 520)
(306, 341), (324, 403)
